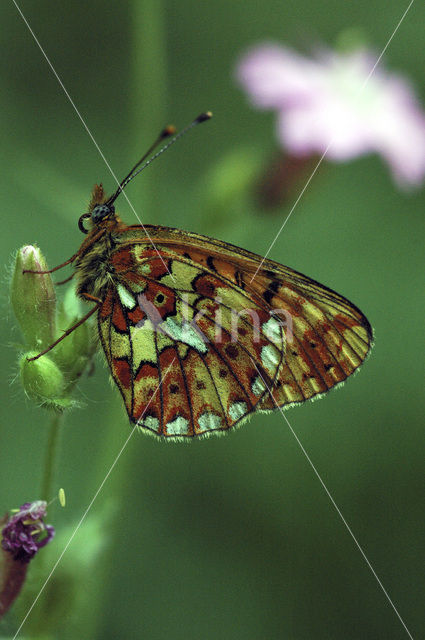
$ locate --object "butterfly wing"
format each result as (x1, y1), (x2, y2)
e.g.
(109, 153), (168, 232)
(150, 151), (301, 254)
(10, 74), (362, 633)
(246, 264), (371, 408)
(98, 225), (372, 438)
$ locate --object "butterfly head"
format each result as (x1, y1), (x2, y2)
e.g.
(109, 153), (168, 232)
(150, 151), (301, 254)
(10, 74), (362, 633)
(78, 201), (116, 234)
(78, 184), (117, 234)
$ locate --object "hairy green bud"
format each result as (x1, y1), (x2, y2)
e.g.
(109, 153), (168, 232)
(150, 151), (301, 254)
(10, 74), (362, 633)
(20, 353), (72, 411)
(11, 246), (56, 350)
(11, 246), (95, 412)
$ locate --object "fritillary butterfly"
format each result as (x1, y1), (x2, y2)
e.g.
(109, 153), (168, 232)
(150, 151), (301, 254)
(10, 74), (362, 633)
(28, 114), (372, 439)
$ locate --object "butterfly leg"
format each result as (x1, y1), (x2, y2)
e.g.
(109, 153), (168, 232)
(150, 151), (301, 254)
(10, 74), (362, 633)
(80, 293), (103, 305)
(23, 253), (78, 275)
(27, 304), (99, 362)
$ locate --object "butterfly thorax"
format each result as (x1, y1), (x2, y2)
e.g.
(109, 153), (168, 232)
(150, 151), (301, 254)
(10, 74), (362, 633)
(74, 217), (122, 299)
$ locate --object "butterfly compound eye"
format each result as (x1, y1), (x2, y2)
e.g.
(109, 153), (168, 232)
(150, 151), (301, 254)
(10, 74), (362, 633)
(91, 203), (115, 224)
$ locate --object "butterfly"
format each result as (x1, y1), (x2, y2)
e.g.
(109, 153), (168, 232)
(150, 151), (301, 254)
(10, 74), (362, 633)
(27, 113), (372, 439)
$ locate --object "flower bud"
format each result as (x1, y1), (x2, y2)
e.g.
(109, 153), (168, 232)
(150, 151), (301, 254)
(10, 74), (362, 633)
(11, 246), (56, 350)
(20, 352), (71, 411)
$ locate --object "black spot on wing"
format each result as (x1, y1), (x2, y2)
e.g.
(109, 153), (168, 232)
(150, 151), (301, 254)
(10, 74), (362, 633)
(263, 279), (280, 304)
(206, 256), (217, 272)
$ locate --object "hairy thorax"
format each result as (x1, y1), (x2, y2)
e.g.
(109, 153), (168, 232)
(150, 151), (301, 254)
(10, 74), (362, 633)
(74, 227), (118, 299)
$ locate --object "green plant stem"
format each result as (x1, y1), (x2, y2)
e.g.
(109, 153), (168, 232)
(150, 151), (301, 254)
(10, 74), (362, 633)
(130, 0), (167, 213)
(40, 413), (62, 502)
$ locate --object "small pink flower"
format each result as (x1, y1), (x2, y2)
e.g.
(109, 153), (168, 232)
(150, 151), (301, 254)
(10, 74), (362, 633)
(236, 43), (425, 188)
(1, 501), (54, 619)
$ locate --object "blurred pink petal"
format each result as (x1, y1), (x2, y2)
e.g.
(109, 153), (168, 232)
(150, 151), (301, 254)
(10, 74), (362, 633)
(236, 43), (425, 188)
(237, 44), (323, 109)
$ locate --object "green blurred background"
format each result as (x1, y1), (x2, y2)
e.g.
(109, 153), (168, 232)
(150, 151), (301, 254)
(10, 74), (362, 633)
(1, 1), (424, 638)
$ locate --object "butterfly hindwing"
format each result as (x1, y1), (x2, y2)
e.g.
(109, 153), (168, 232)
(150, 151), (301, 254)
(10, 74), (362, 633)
(98, 243), (286, 437)
(97, 225), (372, 438)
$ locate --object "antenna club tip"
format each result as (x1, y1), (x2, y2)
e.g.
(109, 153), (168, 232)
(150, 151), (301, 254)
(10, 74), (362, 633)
(196, 111), (213, 123)
(162, 124), (177, 138)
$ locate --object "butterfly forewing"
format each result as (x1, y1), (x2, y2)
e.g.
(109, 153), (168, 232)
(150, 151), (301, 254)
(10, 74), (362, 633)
(247, 269), (371, 408)
(95, 224), (372, 438)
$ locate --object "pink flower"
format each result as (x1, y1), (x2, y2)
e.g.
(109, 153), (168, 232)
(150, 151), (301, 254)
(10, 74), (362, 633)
(1, 501), (54, 619)
(236, 44), (425, 188)
(1, 501), (54, 564)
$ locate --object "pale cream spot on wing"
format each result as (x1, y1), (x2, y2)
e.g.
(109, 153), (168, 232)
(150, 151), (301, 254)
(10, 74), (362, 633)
(166, 416), (190, 436)
(117, 283), (136, 309)
(229, 401), (247, 421)
(138, 416), (160, 433)
(252, 376), (266, 397)
(261, 345), (280, 375)
(161, 317), (208, 354)
(198, 412), (223, 432)
(262, 317), (283, 347)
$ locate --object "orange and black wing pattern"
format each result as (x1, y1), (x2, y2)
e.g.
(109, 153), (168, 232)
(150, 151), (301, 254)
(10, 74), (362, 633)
(97, 225), (372, 438)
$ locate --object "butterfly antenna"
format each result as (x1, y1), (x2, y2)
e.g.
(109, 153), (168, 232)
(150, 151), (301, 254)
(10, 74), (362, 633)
(107, 111), (212, 205)
(106, 124), (177, 205)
